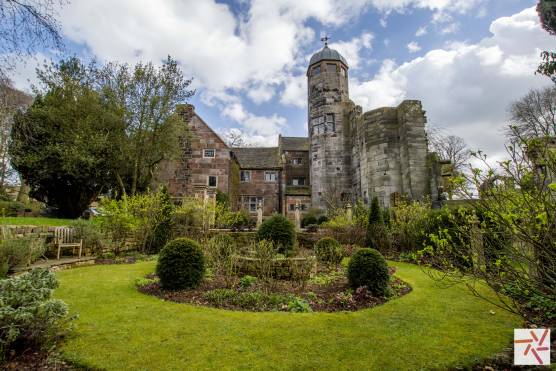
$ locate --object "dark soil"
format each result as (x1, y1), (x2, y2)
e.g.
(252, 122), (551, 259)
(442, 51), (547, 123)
(1, 351), (74, 370)
(138, 266), (411, 312)
(94, 256), (138, 265)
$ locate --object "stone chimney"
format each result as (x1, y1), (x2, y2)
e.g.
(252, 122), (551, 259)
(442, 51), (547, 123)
(176, 103), (195, 122)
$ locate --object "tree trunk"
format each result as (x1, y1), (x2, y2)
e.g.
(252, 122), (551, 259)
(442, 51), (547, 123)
(16, 177), (29, 203)
(115, 172), (127, 198)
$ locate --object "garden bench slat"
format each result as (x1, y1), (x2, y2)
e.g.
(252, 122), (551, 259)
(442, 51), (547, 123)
(54, 227), (83, 260)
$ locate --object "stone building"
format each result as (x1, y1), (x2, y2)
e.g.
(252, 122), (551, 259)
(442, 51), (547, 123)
(158, 42), (450, 217)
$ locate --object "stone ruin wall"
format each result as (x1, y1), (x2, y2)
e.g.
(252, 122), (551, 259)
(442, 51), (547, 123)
(348, 100), (431, 208)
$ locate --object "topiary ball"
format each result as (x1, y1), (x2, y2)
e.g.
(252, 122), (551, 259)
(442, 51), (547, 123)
(156, 238), (205, 290)
(314, 237), (343, 266)
(347, 248), (389, 296)
(256, 214), (296, 254)
(301, 215), (318, 228)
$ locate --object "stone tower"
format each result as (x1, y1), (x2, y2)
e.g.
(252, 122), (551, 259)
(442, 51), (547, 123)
(307, 41), (352, 210)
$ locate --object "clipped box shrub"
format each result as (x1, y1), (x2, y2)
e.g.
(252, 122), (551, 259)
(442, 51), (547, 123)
(156, 238), (205, 290)
(301, 214), (317, 228)
(347, 248), (389, 296)
(314, 237), (343, 266)
(256, 214), (296, 254)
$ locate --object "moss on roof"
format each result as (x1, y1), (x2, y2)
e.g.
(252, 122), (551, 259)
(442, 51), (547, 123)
(232, 147), (281, 169)
(279, 136), (309, 151)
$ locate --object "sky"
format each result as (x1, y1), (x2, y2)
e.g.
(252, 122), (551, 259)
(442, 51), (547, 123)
(7, 0), (555, 162)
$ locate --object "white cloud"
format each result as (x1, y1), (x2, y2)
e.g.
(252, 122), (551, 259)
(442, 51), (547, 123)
(4, 0), (492, 147)
(407, 41), (421, 53)
(247, 83), (275, 104)
(328, 32), (373, 69)
(350, 6), (554, 160)
(221, 101), (286, 145)
(49, 0), (487, 108)
(440, 22), (460, 34)
(6, 53), (47, 93)
(380, 18), (388, 28)
(280, 74), (306, 107)
(415, 26), (427, 37)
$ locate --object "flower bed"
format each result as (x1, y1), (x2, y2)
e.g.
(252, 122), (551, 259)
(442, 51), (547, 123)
(136, 266), (410, 312)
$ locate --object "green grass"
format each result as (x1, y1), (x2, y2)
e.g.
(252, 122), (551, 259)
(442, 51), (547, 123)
(0, 216), (73, 226)
(54, 261), (521, 370)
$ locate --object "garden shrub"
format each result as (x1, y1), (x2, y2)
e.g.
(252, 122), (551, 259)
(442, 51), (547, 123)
(148, 186), (174, 253)
(256, 214), (296, 254)
(97, 198), (137, 255)
(220, 209), (253, 231)
(206, 234), (236, 283)
(0, 269), (70, 360)
(301, 214), (317, 228)
(69, 219), (104, 255)
(156, 238), (205, 290)
(0, 235), (45, 278)
(0, 200), (25, 216)
(172, 197), (204, 228)
(388, 200), (432, 254)
(239, 275), (257, 288)
(365, 197), (391, 253)
(287, 297), (312, 312)
(314, 237), (343, 266)
(317, 215), (328, 225)
(304, 224), (319, 233)
(347, 248), (389, 296)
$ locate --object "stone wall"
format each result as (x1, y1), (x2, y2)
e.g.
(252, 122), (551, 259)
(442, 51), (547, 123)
(308, 59), (352, 210)
(237, 169), (281, 216)
(157, 104), (232, 198)
(347, 100), (432, 208)
(397, 100), (429, 201)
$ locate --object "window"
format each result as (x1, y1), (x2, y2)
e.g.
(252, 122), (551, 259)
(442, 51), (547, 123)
(242, 196), (263, 213)
(203, 149), (215, 158)
(208, 176), (217, 187)
(292, 157), (303, 165)
(289, 203), (307, 211)
(311, 114), (335, 135)
(327, 63), (336, 73)
(292, 178), (305, 186)
(264, 171), (277, 182)
(312, 65), (321, 76)
(240, 170), (251, 183)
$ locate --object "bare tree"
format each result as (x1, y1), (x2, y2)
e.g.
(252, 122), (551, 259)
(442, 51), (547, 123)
(0, 78), (32, 195)
(508, 85), (556, 140)
(0, 0), (66, 78)
(428, 129), (471, 173)
(223, 129), (253, 148)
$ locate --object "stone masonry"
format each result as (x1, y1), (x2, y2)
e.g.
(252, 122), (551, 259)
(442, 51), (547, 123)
(158, 42), (450, 216)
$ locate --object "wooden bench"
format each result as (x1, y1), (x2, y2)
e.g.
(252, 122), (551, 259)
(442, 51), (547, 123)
(54, 227), (83, 260)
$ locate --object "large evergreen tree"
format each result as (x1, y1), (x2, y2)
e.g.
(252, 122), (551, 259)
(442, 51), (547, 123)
(9, 59), (122, 217)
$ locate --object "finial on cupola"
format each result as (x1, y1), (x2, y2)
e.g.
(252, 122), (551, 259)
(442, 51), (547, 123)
(321, 35), (330, 47)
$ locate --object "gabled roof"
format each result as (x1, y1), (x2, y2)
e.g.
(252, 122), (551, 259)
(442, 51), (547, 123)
(232, 147), (281, 169)
(279, 136), (309, 151)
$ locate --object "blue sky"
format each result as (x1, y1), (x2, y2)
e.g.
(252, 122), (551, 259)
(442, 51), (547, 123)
(8, 0), (554, 160)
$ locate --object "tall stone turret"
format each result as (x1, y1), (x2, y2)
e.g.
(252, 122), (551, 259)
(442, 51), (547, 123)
(307, 40), (352, 210)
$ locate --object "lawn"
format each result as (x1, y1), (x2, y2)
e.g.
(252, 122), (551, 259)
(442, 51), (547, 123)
(54, 261), (521, 370)
(0, 216), (73, 226)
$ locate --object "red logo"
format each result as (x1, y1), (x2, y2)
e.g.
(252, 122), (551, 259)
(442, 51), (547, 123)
(514, 329), (550, 365)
